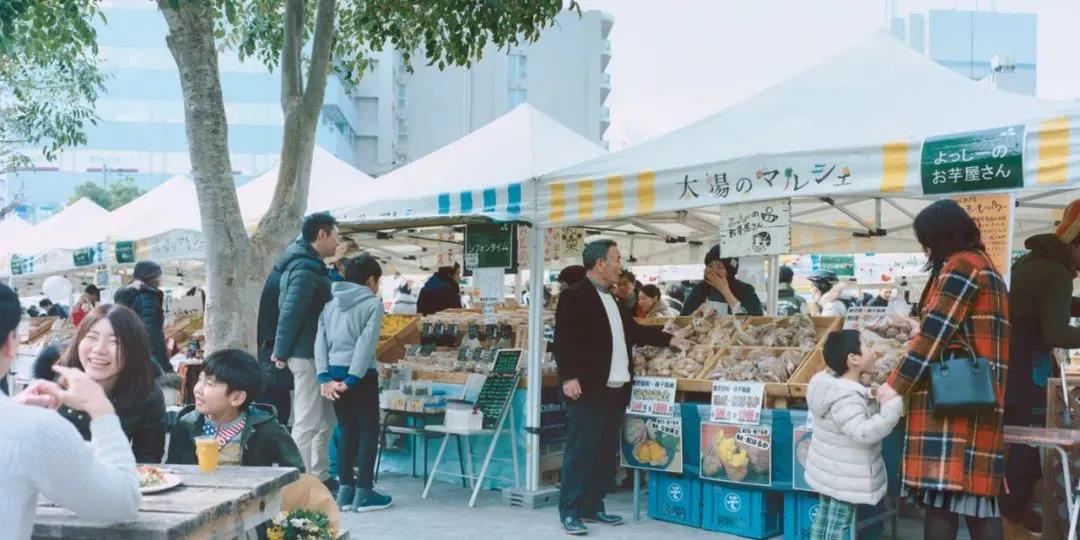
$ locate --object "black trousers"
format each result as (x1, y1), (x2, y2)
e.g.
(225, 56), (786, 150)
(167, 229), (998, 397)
(263, 386), (292, 427)
(1001, 402), (1044, 521)
(333, 370), (380, 489)
(559, 385), (626, 520)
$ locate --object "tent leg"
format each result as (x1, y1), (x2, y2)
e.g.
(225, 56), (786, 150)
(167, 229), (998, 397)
(525, 224), (546, 492)
(766, 255), (780, 315)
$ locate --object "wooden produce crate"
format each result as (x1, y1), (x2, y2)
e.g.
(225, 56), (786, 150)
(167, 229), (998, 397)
(376, 314), (420, 363)
(693, 346), (812, 408)
(733, 316), (841, 349)
(787, 348), (824, 400)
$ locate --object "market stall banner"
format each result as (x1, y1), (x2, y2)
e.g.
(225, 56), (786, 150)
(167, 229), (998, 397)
(700, 422), (772, 487)
(133, 230), (206, 262)
(115, 241), (136, 264)
(813, 254), (856, 278)
(621, 414), (683, 474)
(718, 199), (791, 257)
(72, 243), (106, 268)
(9, 255), (33, 276)
(921, 125), (1025, 195)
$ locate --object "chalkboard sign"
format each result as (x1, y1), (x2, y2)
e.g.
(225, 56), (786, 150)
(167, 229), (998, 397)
(474, 349), (522, 430)
(464, 223), (517, 271)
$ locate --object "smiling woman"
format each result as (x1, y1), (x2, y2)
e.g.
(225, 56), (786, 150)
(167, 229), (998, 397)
(58, 304), (166, 464)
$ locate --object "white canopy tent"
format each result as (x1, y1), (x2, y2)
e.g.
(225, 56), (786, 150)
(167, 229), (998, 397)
(239, 146), (376, 227)
(1, 198), (112, 277)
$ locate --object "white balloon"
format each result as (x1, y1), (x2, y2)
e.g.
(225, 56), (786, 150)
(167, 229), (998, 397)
(42, 276), (74, 303)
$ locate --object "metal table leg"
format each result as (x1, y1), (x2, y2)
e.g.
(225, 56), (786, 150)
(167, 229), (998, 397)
(633, 468), (642, 522)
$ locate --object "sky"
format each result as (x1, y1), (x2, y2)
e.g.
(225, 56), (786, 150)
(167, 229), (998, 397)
(578, 0), (1080, 149)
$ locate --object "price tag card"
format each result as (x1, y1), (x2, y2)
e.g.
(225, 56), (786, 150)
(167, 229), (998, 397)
(628, 377), (678, 417)
(843, 306), (889, 330)
(433, 323), (446, 337)
(710, 380), (765, 425)
(468, 324), (480, 339)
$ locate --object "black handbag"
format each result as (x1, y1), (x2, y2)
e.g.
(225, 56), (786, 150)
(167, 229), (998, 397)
(928, 340), (998, 416)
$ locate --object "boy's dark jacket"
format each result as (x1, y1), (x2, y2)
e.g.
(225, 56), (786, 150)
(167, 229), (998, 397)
(166, 403), (305, 470)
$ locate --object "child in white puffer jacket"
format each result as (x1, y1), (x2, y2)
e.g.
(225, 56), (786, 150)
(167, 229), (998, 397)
(805, 330), (903, 540)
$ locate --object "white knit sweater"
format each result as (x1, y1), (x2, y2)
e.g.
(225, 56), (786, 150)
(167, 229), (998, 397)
(0, 393), (141, 539)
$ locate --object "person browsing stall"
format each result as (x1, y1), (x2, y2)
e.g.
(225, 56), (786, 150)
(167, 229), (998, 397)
(680, 246), (763, 316)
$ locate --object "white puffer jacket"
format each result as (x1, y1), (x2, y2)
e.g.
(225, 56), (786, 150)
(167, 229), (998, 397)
(804, 371), (903, 505)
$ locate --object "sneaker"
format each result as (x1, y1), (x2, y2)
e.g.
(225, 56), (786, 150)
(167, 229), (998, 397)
(560, 516), (588, 536)
(354, 491), (393, 513)
(582, 512), (623, 526)
(336, 485), (357, 512)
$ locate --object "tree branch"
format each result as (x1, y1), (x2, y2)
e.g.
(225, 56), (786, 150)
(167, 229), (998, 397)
(301, 0), (336, 112)
(280, 0), (303, 112)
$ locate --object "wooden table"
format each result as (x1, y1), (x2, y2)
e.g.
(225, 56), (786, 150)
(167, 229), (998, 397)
(33, 465), (299, 540)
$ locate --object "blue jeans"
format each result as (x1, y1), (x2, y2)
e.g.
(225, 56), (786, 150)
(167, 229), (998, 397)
(329, 423), (342, 479)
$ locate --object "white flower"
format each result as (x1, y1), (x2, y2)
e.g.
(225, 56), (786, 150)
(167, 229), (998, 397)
(290, 518), (308, 528)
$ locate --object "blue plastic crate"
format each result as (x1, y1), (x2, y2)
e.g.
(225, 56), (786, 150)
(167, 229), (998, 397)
(702, 483), (783, 538)
(647, 471), (702, 528)
(783, 491), (886, 540)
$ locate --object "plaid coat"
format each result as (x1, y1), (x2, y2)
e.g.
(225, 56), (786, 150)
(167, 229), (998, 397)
(885, 250), (1010, 497)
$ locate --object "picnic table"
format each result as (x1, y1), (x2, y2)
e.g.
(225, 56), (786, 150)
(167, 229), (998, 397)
(33, 465), (299, 540)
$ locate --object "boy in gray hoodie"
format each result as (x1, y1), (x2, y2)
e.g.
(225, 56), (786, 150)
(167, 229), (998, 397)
(315, 254), (391, 512)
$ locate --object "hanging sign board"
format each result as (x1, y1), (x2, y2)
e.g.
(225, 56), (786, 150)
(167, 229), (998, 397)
(628, 376), (677, 417)
(473, 349), (522, 430)
(920, 125), (1024, 195)
(952, 194), (1014, 280)
(464, 223), (516, 271)
(115, 241), (136, 264)
(710, 380), (765, 425)
(814, 254), (855, 278)
(718, 199), (791, 257)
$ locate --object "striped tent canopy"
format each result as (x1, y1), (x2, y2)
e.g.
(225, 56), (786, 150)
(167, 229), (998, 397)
(332, 104), (606, 232)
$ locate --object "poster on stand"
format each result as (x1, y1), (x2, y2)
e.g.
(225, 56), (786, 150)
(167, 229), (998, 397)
(792, 426), (814, 491)
(718, 199), (791, 257)
(700, 422), (772, 487)
(620, 414), (683, 474)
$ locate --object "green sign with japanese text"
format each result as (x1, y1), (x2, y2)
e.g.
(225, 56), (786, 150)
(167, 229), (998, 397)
(464, 223), (516, 271)
(10, 255), (31, 276)
(115, 241), (136, 264)
(921, 125), (1025, 195)
(817, 255), (855, 278)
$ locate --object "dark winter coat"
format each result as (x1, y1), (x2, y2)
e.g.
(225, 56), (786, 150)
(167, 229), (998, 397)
(776, 283), (808, 316)
(114, 282), (171, 374)
(60, 379), (167, 464)
(1007, 234), (1080, 423)
(271, 240), (332, 361)
(416, 272), (462, 315)
(166, 403), (305, 470)
(679, 279), (764, 316)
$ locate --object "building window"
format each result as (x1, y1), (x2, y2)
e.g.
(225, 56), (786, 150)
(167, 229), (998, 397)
(509, 54), (527, 83)
(396, 117), (408, 145)
(396, 84), (407, 110)
(508, 89), (527, 108)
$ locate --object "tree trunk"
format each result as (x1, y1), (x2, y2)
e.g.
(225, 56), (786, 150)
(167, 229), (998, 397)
(160, 1), (254, 351)
(158, 0), (336, 353)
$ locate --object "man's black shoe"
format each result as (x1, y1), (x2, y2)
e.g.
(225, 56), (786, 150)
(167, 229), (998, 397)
(560, 516), (588, 536)
(582, 512), (624, 526)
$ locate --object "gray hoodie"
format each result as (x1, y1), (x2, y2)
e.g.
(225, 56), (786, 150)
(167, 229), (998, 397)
(314, 282), (384, 387)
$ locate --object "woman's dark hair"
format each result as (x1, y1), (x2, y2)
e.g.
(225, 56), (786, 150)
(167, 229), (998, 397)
(640, 284), (662, 300)
(665, 284), (685, 302)
(0, 283), (20, 341)
(203, 349), (264, 408)
(557, 265), (586, 286)
(913, 199), (985, 273)
(61, 304), (155, 399)
(344, 253), (382, 285)
(85, 284), (101, 296)
(823, 329), (862, 375)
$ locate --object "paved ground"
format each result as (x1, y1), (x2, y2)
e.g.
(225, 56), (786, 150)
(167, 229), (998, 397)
(338, 474), (971, 539)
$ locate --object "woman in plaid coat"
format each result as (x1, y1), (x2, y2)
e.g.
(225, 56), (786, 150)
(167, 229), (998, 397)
(879, 200), (1009, 540)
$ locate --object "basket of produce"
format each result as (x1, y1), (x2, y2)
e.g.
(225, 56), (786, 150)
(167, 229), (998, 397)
(632, 313), (737, 381)
(376, 314), (420, 362)
(729, 315), (841, 349)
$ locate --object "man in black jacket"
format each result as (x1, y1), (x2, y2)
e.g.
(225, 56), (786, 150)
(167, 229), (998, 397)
(417, 263), (462, 315)
(115, 260), (170, 374)
(269, 212), (339, 485)
(1002, 200), (1080, 537)
(554, 239), (686, 535)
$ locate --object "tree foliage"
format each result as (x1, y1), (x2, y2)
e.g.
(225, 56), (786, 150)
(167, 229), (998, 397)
(0, 0), (106, 171)
(210, 0), (576, 87)
(69, 176), (146, 211)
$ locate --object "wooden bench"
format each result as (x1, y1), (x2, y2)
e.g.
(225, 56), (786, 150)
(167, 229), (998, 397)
(1004, 425), (1080, 540)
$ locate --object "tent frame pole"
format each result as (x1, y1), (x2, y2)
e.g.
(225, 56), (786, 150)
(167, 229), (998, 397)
(525, 187), (546, 492)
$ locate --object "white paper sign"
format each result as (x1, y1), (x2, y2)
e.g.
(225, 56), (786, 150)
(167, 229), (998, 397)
(718, 199), (791, 257)
(628, 377), (677, 417)
(843, 306), (889, 330)
(710, 380), (765, 425)
(473, 267), (505, 304)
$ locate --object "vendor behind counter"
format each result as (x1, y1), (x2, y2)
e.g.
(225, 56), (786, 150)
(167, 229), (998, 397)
(680, 246), (764, 316)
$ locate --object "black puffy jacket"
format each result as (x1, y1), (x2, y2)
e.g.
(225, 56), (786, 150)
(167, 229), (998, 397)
(115, 282), (171, 374)
(270, 240), (331, 361)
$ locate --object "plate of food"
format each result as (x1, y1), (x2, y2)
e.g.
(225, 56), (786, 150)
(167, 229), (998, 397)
(139, 465), (182, 494)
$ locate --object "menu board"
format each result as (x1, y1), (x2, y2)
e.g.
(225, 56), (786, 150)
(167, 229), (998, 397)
(953, 194), (1013, 280)
(718, 199), (791, 257)
(474, 349), (522, 429)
